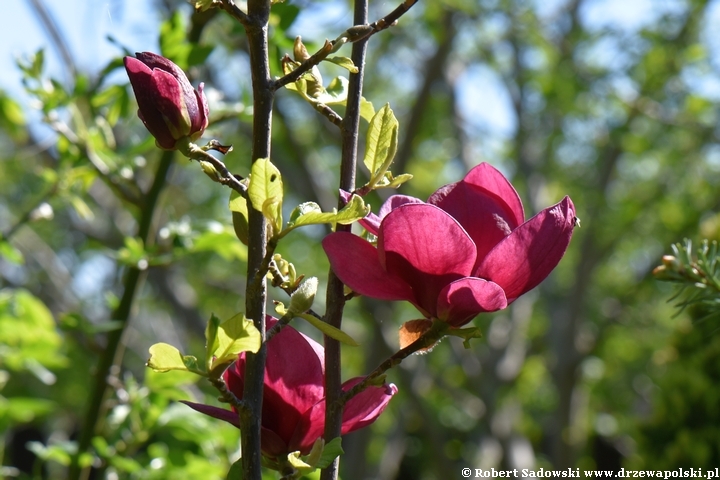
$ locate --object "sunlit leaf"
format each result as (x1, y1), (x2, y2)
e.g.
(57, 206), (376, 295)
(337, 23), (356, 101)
(209, 314), (262, 376)
(147, 343), (198, 373)
(326, 56), (358, 73)
(363, 103), (399, 185)
(248, 158), (283, 234)
(297, 312), (359, 346)
(229, 190), (249, 245)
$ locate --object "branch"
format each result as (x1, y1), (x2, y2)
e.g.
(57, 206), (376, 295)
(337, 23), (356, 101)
(340, 321), (446, 405)
(272, 0), (420, 91)
(217, 0), (250, 25)
(185, 142), (248, 198)
(320, 0), (369, 478)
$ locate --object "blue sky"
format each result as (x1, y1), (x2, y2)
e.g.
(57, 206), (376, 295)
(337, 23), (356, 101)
(3, 0), (720, 143)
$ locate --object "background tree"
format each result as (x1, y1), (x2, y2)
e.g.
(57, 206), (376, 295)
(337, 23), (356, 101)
(2, 0), (720, 478)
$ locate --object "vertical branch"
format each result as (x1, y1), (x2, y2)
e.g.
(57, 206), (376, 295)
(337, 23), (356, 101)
(69, 150), (175, 480)
(321, 0), (369, 479)
(242, 0), (273, 477)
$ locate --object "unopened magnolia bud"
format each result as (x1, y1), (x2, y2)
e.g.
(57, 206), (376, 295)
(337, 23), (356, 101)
(288, 277), (318, 314)
(124, 52), (209, 150)
(293, 36), (311, 62)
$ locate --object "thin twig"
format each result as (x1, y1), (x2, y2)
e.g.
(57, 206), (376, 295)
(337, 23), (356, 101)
(272, 0), (420, 92)
(339, 322), (445, 405)
(209, 376), (247, 413)
(217, 0), (250, 25)
(186, 143), (248, 198)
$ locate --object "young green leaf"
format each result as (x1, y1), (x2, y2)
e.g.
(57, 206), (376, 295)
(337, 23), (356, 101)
(282, 194), (369, 237)
(315, 438), (344, 469)
(446, 326), (483, 349)
(204, 313), (221, 370)
(360, 97), (375, 122)
(229, 190), (249, 245)
(326, 56), (359, 73)
(208, 313), (262, 376)
(297, 313), (359, 346)
(147, 343), (200, 373)
(248, 158), (283, 234)
(364, 103), (399, 186)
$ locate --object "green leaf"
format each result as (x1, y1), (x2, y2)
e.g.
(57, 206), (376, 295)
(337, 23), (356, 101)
(316, 437), (344, 469)
(297, 313), (359, 346)
(0, 240), (24, 265)
(209, 314), (262, 376)
(360, 97), (375, 122)
(446, 326), (483, 349)
(147, 343), (199, 373)
(205, 313), (221, 370)
(229, 190), (249, 245)
(287, 451), (312, 470)
(191, 227), (247, 262)
(248, 158), (283, 234)
(283, 195), (369, 237)
(315, 76), (349, 105)
(326, 56), (359, 73)
(363, 104), (399, 186)
(226, 458), (243, 480)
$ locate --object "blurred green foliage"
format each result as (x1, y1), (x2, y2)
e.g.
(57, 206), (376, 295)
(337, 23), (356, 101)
(1, 0), (720, 478)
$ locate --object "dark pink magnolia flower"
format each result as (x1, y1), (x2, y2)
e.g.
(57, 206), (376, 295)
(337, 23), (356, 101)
(182, 318), (397, 458)
(324, 163), (576, 327)
(123, 52), (209, 150)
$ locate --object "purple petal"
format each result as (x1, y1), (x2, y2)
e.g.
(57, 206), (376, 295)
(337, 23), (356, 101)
(291, 377), (397, 454)
(180, 401), (240, 428)
(379, 204), (477, 316)
(340, 377), (398, 434)
(231, 319), (326, 446)
(428, 163), (525, 261)
(124, 57), (177, 149)
(322, 232), (415, 301)
(436, 278), (508, 327)
(475, 196), (576, 302)
(358, 195), (424, 236)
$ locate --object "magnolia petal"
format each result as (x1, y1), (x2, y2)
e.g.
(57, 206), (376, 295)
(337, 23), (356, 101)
(260, 322), (326, 445)
(322, 232), (414, 301)
(193, 82), (210, 135)
(436, 277), (508, 327)
(180, 400), (241, 428)
(341, 377), (398, 434)
(428, 163), (525, 261)
(124, 57), (177, 149)
(291, 377), (398, 455)
(150, 68), (192, 139)
(379, 204), (477, 316)
(358, 195), (424, 236)
(475, 196), (576, 302)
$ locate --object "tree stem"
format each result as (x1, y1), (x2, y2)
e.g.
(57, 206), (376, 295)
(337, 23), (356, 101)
(320, 0), (368, 478)
(241, 1), (273, 477)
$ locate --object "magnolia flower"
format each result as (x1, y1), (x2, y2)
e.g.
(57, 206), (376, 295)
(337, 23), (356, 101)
(323, 163), (576, 327)
(182, 318), (397, 457)
(123, 52), (209, 150)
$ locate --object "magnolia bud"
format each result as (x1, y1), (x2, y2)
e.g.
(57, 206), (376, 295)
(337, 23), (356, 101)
(124, 52), (209, 150)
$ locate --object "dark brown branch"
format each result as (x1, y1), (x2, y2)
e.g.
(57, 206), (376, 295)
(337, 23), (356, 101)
(320, 0), (369, 478)
(218, 0), (250, 25)
(272, 0), (420, 92)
